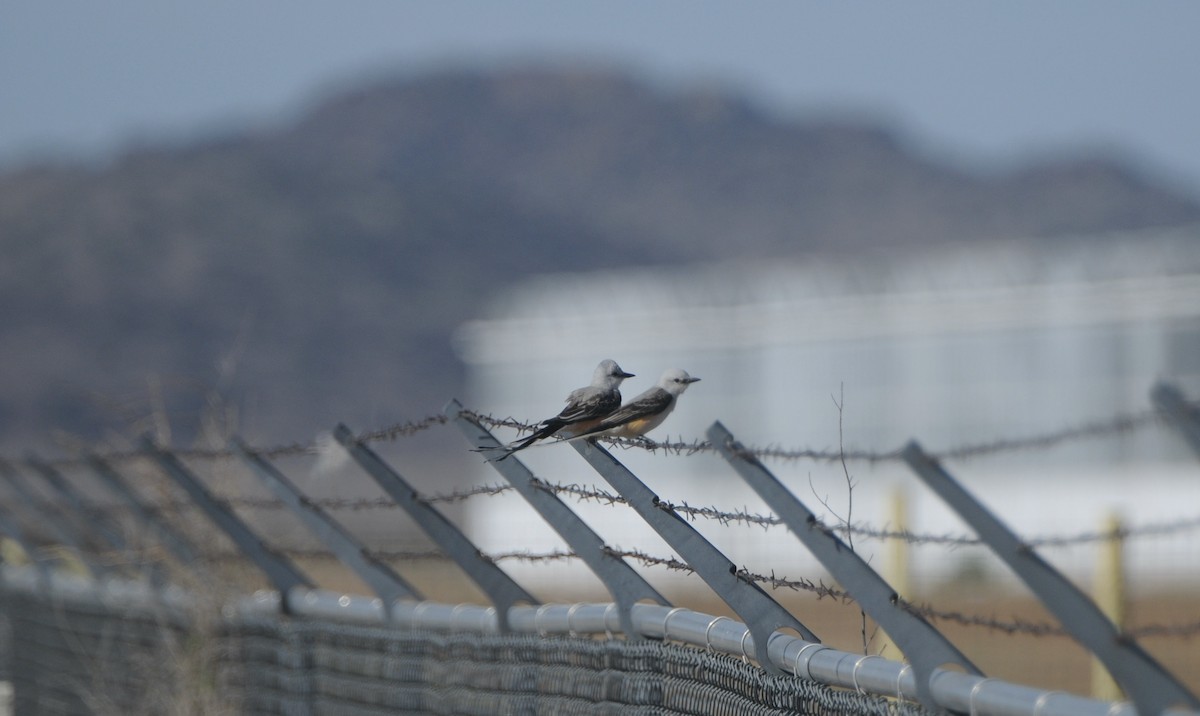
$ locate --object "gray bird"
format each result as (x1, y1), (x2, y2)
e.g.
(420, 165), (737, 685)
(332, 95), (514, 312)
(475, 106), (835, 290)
(496, 359), (635, 460)
(573, 368), (700, 440)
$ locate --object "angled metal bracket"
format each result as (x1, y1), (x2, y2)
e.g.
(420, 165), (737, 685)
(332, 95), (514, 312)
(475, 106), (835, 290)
(448, 400), (669, 639)
(1152, 382), (1200, 459)
(903, 441), (1200, 714)
(85, 454), (204, 572)
(0, 458), (107, 579)
(709, 422), (979, 706)
(232, 438), (422, 611)
(140, 437), (315, 602)
(25, 456), (133, 562)
(333, 423), (535, 631)
(572, 438), (818, 674)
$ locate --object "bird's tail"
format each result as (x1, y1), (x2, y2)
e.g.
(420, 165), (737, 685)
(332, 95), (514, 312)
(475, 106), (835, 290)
(492, 421), (562, 461)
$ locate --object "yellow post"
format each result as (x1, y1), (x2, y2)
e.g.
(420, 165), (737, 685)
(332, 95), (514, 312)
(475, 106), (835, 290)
(0, 537), (30, 566)
(1091, 511), (1126, 701)
(876, 487), (910, 659)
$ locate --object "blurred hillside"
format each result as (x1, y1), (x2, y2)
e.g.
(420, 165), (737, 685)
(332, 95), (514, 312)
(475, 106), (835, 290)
(2, 67), (1198, 452)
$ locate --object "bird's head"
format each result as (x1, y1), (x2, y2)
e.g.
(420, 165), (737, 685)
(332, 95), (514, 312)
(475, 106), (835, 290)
(595, 358), (635, 386)
(659, 368), (701, 395)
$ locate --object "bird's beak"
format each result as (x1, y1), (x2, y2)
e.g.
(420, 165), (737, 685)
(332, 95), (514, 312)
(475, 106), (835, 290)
(618, 370), (635, 378)
(685, 376), (701, 383)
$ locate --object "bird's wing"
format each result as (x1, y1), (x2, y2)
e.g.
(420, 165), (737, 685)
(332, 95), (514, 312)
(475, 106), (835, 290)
(498, 387), (621, 458)
(584, 389), (672, 433)
(553, 387), (621, 425)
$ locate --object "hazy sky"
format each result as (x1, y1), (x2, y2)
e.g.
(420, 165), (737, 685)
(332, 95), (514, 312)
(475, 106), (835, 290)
(5, 1), (1200, 193)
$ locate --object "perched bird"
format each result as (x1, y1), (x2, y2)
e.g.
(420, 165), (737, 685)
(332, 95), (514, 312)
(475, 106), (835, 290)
(496, 359), (635, 460)
(575, 368), (700, 440)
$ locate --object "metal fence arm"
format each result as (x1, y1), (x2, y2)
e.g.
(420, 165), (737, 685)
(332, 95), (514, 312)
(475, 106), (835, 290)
(902, 440), (1199, 714)
(571, 437), (818, 674)
(85, 454), (204, 572)
(232, 437), (422, 611)
(709, 421), (979, 708)
(332, 423), (535, 631)
(140, 436), (315, 603)
(447, 400), (670, 640)
(25, 455), (133, 560)
(1151, 382), (1200, 459)
(0, 458), (107, 580)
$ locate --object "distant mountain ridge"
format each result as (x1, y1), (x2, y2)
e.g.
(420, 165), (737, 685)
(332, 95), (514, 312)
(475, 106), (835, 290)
(1, 66), (1197, 450)
(272, 68), (1200, 252)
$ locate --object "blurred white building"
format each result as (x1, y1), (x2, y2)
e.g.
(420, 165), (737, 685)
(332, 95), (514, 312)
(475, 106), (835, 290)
(454, 226), (1200, 593)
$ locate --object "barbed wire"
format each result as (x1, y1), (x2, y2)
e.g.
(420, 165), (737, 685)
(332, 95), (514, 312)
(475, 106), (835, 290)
(544, 406), (1175, 464)
(15, 476), (1200, 550)
(14, 393), (1199, 472)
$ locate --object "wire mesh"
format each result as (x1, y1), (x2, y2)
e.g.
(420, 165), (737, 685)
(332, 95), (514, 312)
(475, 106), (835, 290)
(0, 580), (928, 716)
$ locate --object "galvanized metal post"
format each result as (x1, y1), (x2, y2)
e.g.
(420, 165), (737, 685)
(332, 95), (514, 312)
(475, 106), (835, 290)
(332, 424), (536, 632)
(140, 437), (315, 604)
(571, 438), (818, 674)
(232, 438), (422, 612)
(1152, 382), (1200, 459)
(903, 441), (1199, 714)
(709, 421), (979, 707)
(0, 458), (107, 579)
(85, 454), (204, 572)
(447, 400), (670, 640)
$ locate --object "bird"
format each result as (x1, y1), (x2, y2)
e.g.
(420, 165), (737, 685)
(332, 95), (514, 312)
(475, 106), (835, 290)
(573, 368), (700, 441)
(494, 359), (635, 460)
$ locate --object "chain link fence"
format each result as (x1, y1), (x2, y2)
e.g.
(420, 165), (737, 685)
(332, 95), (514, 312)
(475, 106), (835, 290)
(0, 571), (920, 716)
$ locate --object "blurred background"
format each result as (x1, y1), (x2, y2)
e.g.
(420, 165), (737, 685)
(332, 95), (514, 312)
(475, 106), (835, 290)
(4, 0), (1200, 697)
(4, 1), (1200, 452)
(6, 0), (1200, 590)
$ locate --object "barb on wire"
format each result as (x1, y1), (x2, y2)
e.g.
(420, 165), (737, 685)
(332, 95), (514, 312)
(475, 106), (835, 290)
(899, 598), (1068, 637)
(350, 415), (452, 442)
(602, 546), (849, 601)
(489, 549), (578, 564)
(424, 482), (515, 504)
(900, 599), (1200, 640)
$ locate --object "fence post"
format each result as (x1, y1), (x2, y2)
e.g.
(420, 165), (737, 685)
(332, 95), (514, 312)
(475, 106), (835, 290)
(140, 437), (315, 607)
(447, 400), (670, 640)
(332, 424), (537, 632)
(572, 437), (818, 675)
(902, 441), (1199, 714)
(1091, 511), (1126, 702)
(878, 486), (911, 660)
(232, 438), (422, 614)
(708, 422), (977, 701)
